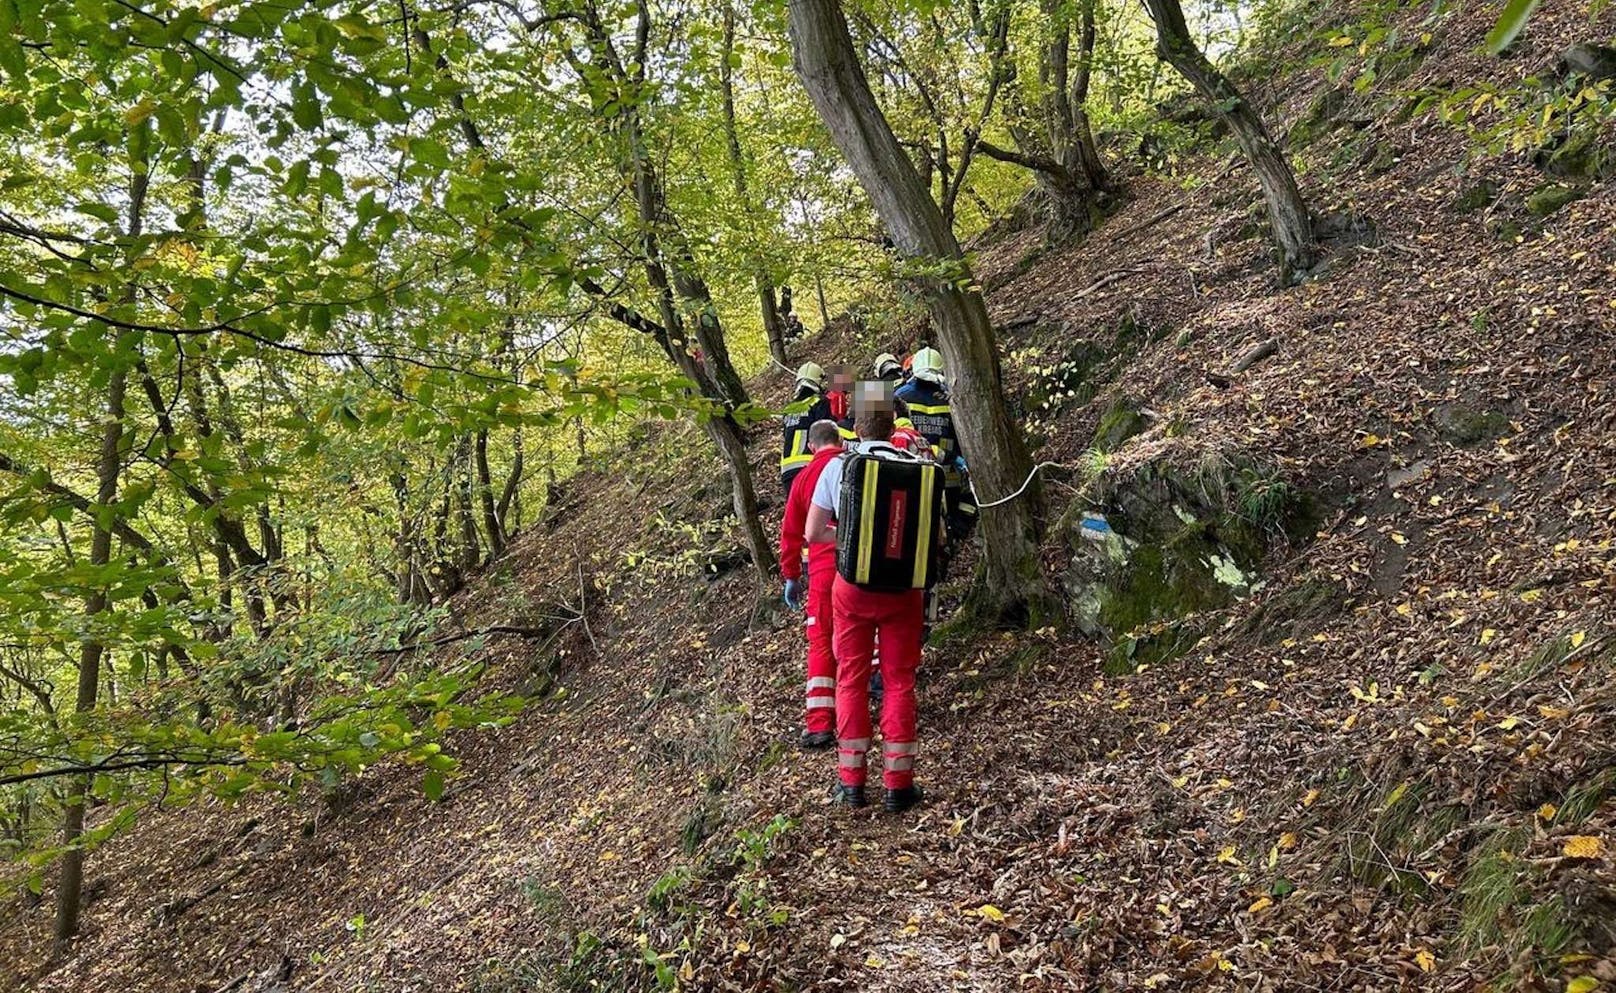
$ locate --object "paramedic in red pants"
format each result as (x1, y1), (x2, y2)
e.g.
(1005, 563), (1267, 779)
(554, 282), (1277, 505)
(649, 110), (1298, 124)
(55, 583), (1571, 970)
(803, 407), (925, 813)
(779, 419), (845, 750)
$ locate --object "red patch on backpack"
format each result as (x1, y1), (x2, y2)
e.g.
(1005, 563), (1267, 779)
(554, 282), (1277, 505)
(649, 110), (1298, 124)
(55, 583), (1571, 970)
(885, 490), (908, 558)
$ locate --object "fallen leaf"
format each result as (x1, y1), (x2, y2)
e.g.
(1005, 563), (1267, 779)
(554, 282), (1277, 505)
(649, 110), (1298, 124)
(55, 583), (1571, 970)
(1302, 788), (1321, 808)
(1248, 897), (1273, 913)
(976, 904), (1006, 923)
(1415, 949), (1436, 973)
(1563, 836), (1604, 859)
(1567, 978), (1600, 993)
(1538, 803), (1558, 821)
(1570, 630), (1587, 649)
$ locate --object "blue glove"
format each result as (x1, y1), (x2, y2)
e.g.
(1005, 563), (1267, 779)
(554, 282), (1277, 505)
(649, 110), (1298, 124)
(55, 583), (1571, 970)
(783, 578), (805, 611)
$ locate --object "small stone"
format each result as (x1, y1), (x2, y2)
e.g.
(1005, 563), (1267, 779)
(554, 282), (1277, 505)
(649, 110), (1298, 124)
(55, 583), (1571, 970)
(1432, 404), (1510, 447)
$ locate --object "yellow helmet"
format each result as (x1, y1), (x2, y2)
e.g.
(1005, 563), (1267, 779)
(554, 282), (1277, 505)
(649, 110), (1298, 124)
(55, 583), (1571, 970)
(873, 352), (902, 380)
(911, 347), (945, 384)
(794, 361), (825, 391)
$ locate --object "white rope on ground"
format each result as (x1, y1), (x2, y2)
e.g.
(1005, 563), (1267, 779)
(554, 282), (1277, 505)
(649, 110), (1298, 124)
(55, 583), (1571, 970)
(969, 460), (1067, 509)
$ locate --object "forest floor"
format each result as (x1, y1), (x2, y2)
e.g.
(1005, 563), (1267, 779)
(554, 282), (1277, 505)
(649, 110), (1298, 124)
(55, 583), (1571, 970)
(5, 1), (1616, 990)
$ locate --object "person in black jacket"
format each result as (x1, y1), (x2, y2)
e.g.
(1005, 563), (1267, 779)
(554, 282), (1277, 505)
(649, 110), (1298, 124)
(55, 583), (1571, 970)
(781, 363), (832, 493)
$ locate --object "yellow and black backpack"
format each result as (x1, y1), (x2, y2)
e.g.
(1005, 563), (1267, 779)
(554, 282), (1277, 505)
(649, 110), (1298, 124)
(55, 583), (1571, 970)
(835, 449), (946, 591)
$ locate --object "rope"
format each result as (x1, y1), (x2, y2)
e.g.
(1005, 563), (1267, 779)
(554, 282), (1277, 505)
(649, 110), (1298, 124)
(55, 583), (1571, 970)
(969, 460), (1066, 510)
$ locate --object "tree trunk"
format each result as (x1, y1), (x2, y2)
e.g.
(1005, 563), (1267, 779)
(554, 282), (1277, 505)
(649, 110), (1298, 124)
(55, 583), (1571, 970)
(1141, 0), (1313, 281)
(1066, 0), (1110, 192)
(53, 362), (123, 951)
(55, 161), (150, 949)
(475, 429), (506, 561)
(788, 0), (1053, 624)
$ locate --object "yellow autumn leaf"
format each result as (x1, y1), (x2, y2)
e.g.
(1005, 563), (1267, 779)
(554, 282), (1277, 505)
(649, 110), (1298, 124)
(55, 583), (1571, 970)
(1248, 897), (1273, 913)
(1479, 628), (1497, 646)
(1538, 705), (1570, 719)
(1570, 630), (1587, 649)
(1216, 846), (1241, 865)
(1567, 978), (1600, 993)
(1537, 803), (1558, 821)
(976, 904), (1006, 923)
(1302, 788), (1320, 807)
(1279, 831), (1299, 850)
(1415, 949), (1436, 973)
(1520, 588), (1544, 603)
(1562, 836), (1604, 859)
(734, 939), (751, 954)
(864, 954), (884, 968)
(1328, 34), (1355, 47)
(1357, 432), (1382, 448)
(1390, 532), (1408, 545)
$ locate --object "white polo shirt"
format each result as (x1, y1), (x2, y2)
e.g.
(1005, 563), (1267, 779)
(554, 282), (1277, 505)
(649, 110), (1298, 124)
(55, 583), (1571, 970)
(811, 441), (909, 517)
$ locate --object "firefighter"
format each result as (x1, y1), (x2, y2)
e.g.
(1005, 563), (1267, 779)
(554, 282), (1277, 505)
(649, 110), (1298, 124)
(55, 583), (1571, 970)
(778, 419), (845, 750)
(872, 352), (903, 382)
(780, 363), (831, 494)
(895, 348), (977, 539)
(804, 405), (928, 813)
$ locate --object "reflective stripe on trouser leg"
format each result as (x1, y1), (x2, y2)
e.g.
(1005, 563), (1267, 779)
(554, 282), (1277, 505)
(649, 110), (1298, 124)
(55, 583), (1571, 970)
(883, 740), (918, 776)
(837, 737), (870, 786)
(805, 675), (836, 711)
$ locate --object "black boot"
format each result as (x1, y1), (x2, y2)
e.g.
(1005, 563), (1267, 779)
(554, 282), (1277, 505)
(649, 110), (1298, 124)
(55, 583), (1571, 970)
(883, 784), (924, 814)
(830, 783), (868, 808)
(800, 730), (835, 751)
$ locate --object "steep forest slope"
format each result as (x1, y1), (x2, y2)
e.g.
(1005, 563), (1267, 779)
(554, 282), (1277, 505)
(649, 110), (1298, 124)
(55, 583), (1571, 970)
(5, 1), (1616, 990)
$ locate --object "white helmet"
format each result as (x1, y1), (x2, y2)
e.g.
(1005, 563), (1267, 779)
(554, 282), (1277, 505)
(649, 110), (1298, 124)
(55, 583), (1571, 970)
(910, 347), (945, 384)
(795, 361), (825, 391)
(873, 352), (902, 380)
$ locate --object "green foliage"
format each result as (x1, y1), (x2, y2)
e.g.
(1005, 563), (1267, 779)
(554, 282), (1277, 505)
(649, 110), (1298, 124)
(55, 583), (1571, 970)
(1484, 0), (1542, 55)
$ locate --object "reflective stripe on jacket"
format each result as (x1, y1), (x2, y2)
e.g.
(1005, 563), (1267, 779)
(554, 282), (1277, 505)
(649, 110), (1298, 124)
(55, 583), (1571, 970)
(781, 389), (832, 478)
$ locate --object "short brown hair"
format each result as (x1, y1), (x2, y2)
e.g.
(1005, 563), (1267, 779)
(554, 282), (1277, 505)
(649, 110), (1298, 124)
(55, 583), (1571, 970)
(808, 419), (842, 450)
(855, 408), (895, 442)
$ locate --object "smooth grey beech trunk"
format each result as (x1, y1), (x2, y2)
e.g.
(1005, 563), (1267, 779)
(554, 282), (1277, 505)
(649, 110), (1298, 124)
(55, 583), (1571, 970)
(787, 0), (1053, 623)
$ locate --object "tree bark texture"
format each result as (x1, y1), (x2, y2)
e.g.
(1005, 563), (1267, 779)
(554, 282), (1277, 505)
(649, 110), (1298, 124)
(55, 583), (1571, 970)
(1141, 0), (1314, 280)
(788, 0), (1053, 623)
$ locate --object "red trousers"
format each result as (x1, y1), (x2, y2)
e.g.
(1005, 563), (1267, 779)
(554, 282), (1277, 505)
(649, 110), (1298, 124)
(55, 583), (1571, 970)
(803, 567), (837, 733)
(832, 576), (923, 789)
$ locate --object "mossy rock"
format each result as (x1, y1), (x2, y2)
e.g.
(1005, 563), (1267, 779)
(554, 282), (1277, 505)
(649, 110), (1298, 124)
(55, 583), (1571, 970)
(1525, 183), (1584, 218)
(1451, 179), (1500, 214)
(1432, 403), (1510, 446)
(1061, 456), (1305, 671)
(1091, 397), (1147, 453)
(1538, 126), (1611, 180)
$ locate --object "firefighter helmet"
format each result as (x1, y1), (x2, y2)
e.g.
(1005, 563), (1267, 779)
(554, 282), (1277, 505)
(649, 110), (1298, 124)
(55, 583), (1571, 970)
(795, 361), (825, 391)
(910, 347), (945, 384)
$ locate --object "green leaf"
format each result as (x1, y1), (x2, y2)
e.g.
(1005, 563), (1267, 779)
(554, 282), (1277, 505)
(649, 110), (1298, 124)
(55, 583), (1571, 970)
(423, 769), (445, 802)
(1484, 0), (1541, 55)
